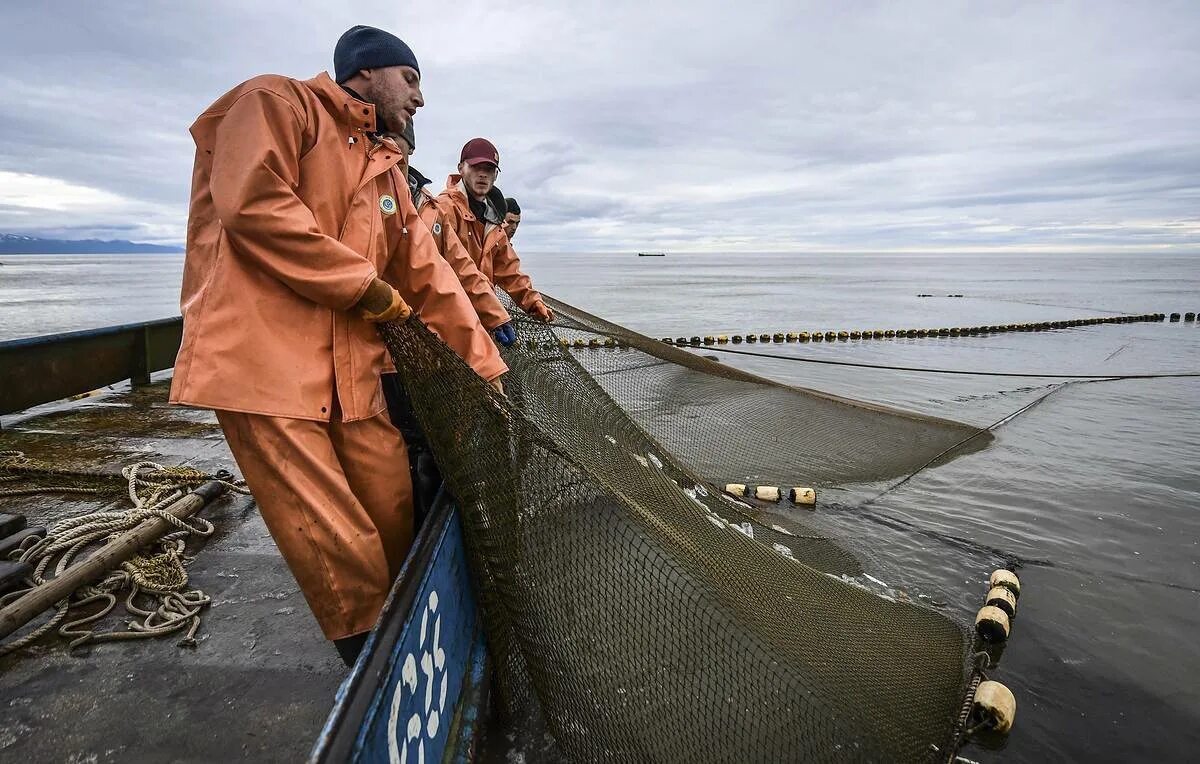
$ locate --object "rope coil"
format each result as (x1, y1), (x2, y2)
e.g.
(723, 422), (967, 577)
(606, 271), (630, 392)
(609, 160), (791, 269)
(0, 452), (247, 654)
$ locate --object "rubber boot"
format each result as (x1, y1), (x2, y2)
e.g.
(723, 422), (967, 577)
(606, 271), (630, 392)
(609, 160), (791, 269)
(334, 632), (369, 668)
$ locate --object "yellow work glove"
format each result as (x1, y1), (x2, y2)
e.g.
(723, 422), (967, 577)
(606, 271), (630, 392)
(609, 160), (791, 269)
(528, 300), (554, 323)
(356, 278), (412, 323)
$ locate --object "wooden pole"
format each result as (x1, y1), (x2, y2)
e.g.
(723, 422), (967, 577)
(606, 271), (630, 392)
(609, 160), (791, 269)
(0, 480), (227, 641)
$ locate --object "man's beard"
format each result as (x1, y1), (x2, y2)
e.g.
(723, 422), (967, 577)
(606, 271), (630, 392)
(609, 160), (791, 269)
(366, 84), (406, 133)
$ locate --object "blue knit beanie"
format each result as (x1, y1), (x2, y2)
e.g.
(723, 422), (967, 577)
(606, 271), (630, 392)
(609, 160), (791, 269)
(334, 25), (420, 83)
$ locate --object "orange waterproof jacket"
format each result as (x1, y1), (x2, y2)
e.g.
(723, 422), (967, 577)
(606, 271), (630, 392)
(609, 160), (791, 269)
(420, 176), (543, 312)
(409, 177), (511, 330)
(171, 72), (507, 422)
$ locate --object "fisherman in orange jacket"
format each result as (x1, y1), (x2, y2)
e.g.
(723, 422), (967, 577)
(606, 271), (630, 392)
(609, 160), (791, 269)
(170, 25), (506, 665)
(392, 121), (515, 343)
(419, 138), (554, 324)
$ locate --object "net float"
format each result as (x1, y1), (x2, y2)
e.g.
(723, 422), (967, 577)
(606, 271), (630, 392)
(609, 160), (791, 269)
(754, 486), (781, 502)
(971, 680), (1017, 735)
(975, 605), (1010, 642)
(985, 586), (1017, 617)
(989, 569), (1020, 598)
(789, 487), (816, 506)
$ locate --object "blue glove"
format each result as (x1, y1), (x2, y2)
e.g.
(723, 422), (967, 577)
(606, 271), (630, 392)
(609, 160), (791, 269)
(494, 322), (517, 347)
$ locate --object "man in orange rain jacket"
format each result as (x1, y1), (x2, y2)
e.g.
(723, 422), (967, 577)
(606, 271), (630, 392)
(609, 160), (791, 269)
(419, 138), (554, 324)
(392, 121), (515, 343)
(170, 25), (507, 666)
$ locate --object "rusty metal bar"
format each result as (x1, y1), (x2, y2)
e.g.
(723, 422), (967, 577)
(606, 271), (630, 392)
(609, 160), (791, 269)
(0, 317), (182, 416)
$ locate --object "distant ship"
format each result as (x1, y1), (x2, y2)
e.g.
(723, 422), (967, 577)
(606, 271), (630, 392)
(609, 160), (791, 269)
(637, 252), (666, 257)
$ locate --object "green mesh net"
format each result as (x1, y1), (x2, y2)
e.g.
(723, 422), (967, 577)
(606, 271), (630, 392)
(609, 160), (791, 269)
(378, 294), (984, 762)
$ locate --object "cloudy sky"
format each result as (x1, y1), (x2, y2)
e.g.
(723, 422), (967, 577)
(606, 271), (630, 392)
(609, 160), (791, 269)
(0, 1), (1196, 253)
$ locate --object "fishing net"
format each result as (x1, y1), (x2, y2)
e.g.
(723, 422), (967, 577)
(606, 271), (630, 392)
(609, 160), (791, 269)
(379, 294), (985, 763)
(539, 297), (989, 488)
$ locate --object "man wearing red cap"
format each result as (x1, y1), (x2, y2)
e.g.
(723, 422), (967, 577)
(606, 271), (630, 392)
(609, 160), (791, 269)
(392, 123), (515, 340)
(171, 25), (507, 666)
(420, 138), (553, 323)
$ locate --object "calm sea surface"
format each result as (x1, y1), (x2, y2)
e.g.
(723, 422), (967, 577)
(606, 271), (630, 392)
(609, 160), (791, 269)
(2, 251), (1198, 761)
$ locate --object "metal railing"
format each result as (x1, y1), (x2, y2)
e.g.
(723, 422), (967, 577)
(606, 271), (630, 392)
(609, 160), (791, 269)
(0, 318), (183, 416)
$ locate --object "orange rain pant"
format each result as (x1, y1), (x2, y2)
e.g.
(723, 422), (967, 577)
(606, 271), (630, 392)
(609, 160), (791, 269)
(216, 408), (413, 640)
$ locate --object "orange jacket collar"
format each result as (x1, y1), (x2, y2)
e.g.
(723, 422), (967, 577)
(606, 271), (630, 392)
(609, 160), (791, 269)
(303, 71), (379, 134)
(443, 174), (474, 220)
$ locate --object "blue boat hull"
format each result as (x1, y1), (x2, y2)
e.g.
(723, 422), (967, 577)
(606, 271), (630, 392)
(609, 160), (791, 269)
(311, 492), (489, 763)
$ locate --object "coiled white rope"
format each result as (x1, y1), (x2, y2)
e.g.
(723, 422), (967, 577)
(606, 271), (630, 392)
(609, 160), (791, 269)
(0, 454), (247, 655)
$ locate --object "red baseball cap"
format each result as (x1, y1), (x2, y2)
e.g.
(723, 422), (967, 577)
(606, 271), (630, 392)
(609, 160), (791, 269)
(460, 137), (500, 168)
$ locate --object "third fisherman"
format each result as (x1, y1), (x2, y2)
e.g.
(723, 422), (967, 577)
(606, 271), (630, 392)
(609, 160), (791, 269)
(420, 138), (554, 323)
(393, 122), (516, 345)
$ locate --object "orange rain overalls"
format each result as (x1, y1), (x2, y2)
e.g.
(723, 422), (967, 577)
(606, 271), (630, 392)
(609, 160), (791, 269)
(407, 172), (512, 330)
(171, 72), (507, 640)
(420, 175), (546, 315)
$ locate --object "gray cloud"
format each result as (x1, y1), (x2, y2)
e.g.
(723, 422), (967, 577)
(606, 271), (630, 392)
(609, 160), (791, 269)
(0, 0), (1197, 253)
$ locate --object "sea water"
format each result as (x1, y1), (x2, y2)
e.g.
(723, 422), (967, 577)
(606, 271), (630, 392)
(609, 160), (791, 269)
(1, 250), (1197, 761)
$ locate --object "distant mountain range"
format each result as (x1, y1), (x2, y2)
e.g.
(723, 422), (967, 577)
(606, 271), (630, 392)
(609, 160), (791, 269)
(0, 234), (183, 254)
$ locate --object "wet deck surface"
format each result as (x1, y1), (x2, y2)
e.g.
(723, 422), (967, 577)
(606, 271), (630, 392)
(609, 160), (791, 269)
(0, 380), (345, 762)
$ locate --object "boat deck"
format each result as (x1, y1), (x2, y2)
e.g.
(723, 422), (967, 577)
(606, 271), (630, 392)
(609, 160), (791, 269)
(0, 379), (344, 762)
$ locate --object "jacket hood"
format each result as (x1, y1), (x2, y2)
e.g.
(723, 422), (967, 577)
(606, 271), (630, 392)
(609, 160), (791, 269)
(444, 174), (466, 202)
(406, 165), (433, 205)
(408, 165), (432, 191)
(487, 185), (507, 218)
